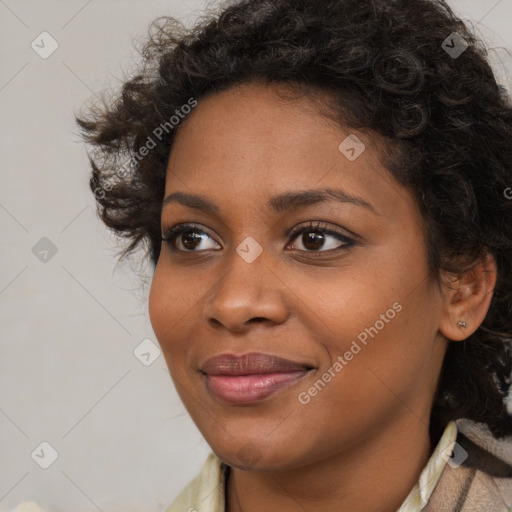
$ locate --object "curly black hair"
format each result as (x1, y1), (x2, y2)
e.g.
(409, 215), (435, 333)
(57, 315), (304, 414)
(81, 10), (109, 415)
(75, 0), (512, 439)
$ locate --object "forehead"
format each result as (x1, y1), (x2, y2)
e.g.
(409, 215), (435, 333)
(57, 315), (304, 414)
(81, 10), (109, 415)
(163, 82), (415, 220)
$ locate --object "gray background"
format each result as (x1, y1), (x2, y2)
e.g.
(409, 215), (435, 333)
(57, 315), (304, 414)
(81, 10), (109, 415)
(1, 1), (511, 511)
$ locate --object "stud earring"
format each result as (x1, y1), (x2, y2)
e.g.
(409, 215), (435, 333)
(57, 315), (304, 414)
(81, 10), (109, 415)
(457, 321), (467, 328)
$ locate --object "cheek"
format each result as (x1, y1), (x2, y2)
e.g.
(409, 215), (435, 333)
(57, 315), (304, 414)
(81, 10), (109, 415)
(148, 264), (169, 340)
(308, 271), (440, 425)
(304, 258), (401, 343)
(308, 243), (436, 378)
(148, 258), (216, 370)
(148, 262), (189, 356)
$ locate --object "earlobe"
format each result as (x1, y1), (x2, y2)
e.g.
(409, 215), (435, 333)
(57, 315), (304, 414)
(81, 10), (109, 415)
(438, 251), (497, 342)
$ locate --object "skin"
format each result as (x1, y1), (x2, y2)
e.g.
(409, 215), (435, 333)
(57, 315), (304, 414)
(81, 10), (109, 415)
(148, 82), (497, 512)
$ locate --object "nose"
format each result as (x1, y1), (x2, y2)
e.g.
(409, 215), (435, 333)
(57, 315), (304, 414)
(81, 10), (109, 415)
(204, 250), (289, 333)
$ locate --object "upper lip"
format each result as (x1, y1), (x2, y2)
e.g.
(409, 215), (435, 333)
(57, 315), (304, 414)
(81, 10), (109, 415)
(200, 352), (314, 376)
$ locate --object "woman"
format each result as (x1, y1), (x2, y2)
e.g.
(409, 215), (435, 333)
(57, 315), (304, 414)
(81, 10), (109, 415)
(76, 0), (512, 510)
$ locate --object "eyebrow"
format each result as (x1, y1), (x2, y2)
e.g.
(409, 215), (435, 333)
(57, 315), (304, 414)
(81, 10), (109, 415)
(162, 187), (379, 216)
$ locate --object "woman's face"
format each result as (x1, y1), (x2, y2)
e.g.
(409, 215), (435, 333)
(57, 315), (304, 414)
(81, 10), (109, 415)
(149, 82), (449, 471)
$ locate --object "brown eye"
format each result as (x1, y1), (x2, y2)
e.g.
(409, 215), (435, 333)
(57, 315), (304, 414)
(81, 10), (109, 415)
(162, 224), (220, 252)
(295, 231), (328, 251)
(287, 221), (355, 253)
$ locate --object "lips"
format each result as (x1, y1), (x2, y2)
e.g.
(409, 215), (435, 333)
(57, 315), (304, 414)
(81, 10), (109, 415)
(201, 352), (313, 375)
(200, 352), (314, 404)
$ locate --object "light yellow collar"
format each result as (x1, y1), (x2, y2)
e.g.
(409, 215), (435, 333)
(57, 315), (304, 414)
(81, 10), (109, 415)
(398, 420), (458, 511)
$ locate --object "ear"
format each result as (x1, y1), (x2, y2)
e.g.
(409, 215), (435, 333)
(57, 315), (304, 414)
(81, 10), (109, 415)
(439, 251), (497, 341)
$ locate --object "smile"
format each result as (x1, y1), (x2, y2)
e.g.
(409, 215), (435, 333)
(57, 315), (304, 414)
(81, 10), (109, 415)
(200, 352), (314, 404)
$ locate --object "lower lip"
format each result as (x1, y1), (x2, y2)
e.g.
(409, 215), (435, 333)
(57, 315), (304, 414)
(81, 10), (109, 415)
(204, 371), (310, 404)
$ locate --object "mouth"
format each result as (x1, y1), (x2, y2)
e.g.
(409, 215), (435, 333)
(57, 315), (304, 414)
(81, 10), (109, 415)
(200, 352), (315, 405)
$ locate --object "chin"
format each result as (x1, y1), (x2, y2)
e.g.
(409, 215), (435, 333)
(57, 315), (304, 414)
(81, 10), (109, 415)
(211, 437), (307, 472)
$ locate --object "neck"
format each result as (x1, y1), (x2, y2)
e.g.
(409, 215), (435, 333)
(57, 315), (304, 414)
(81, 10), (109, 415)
(226, 414), (435, 512)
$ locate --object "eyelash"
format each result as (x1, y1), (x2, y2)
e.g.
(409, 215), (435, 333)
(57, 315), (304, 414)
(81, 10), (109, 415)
(161, 221), (356, 256)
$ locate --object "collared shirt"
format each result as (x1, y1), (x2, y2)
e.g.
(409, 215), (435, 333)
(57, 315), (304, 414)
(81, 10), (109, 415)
(166, 420), (458, 512)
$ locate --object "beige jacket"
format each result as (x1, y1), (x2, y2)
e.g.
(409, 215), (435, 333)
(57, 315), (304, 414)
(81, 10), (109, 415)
(166, 419), (512, 512)
(423, 420), (512, 511)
